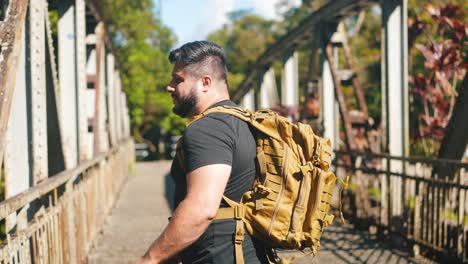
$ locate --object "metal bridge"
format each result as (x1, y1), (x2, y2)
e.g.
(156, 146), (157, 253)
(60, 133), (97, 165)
(0, 0), (466, 263)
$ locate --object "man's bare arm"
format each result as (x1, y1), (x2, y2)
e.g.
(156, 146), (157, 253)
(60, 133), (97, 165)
(136, 164), (232, 264)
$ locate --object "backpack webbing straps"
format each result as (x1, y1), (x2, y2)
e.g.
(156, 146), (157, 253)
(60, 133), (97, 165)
(234, 219), (245, 264)
(215, 203), (247, 264)
(215, 196), (245, 264)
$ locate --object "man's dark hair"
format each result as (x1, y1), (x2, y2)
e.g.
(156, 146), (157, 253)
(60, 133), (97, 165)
(169, 41), (228, 83)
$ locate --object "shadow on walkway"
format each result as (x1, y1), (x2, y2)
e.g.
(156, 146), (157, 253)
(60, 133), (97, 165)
(278, 222), (414, 264)
(320, 223), (412, 263)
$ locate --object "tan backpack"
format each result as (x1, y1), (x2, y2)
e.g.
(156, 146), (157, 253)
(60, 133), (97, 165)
(179, 105), (337, 264)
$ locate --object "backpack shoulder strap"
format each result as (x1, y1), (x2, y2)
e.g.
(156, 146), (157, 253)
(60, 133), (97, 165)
(187, 105), (283, 142)
(186, 105), (253, 126)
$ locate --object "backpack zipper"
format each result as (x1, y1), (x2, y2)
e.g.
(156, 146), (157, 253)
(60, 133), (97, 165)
(268, 145), (289, 236)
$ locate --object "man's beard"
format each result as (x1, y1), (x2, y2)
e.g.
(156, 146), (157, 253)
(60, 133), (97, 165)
(172, 88), (198, 118)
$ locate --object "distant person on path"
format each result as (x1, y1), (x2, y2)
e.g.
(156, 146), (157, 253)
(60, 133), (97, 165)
(136, 41), (268, 264)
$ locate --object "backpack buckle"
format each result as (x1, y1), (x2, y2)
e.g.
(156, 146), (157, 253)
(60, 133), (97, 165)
(300, 162), (314, 176)
(234, 220), (245, 244)
(222, 105), (251, 117)
(234, 205), (245, 219)
(254, 184), (271, 195)
(253, 111), (269, 120)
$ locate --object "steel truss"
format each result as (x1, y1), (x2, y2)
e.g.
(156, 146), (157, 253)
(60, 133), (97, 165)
(0, 0), (133, 262)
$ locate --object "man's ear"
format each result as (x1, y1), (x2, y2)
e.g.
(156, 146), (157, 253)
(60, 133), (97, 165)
(201, 75), (212, 92)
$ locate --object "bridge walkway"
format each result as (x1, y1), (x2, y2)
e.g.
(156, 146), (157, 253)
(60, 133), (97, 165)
(87, 161), (415, 264)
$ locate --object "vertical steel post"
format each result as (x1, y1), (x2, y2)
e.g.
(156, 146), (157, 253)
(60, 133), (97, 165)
(98, 31), (109, 152)
(64, 183), (78, 264)
(281, 52), (299, 119)
(93, 23), (107, 155)
(76, 0), (88, 161)
(241, 89), (255, 111)
(92, 27), (101, 156)
(322, 59), (338, 153)
(58, 0), (78, 168)
(121, 93), (130, 138)
(30, 0), (48, 183)
(114, 72), (123, 141)
(259, 68), (279, 109)
(0, 0), (29, 166)
(106, 54), (117, 146)
(382, 0), (409, 219)
(86, 48), (97, 158)
(5, 26), (30, 232)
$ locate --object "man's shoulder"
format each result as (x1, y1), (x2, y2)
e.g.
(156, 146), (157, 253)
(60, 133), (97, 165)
(183, 113), (234, 139)
(189, 111), (239, 130)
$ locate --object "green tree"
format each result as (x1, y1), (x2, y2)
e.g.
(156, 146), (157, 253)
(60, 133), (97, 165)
(99, 0), (185, 154)
(208, 11), (277, 92)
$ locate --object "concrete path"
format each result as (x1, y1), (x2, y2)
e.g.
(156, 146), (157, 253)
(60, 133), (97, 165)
(87, 161), (174, 264)
(87, 161), (416, 264)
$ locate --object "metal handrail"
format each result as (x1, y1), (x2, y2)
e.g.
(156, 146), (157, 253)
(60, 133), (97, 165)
(334, 149), (468, 167)
(0, 138), (132, 220)
(334, 149), (468, 261)
(334, 162), (468, 189)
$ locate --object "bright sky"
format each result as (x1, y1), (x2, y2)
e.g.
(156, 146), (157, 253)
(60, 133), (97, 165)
(157, 0), (301, 48)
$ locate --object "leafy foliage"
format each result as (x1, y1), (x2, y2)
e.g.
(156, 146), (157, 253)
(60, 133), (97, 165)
(409, 2), (467, 155)
(208, 12), (277, 93)
(99, 0), (185, 150)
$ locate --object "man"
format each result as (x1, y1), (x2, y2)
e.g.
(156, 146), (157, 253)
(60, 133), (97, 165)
(136, 41), (268, 264)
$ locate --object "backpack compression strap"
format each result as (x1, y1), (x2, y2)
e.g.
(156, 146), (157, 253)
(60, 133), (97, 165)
(216, 196), (246, 264)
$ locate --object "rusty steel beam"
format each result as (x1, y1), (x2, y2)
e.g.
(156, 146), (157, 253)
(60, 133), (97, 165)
(232, 0), (378, 103)
(324, 44), (356, 151)
(0, 0), (29, 170)
(340, 23), (369, 116)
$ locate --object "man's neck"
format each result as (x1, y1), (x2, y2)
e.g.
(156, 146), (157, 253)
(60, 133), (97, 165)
(191, 95), (229, 117)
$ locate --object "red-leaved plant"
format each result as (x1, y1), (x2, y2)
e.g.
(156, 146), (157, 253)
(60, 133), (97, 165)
(409, 3), (467, 155)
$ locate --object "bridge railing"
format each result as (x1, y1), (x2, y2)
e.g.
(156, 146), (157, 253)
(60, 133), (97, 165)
(0, 139), (134, 263)
(334, 150), (468, 262)
(0, 0), (135, 262)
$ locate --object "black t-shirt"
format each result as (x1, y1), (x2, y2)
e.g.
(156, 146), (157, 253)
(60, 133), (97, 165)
(170, 100), (268, 264)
